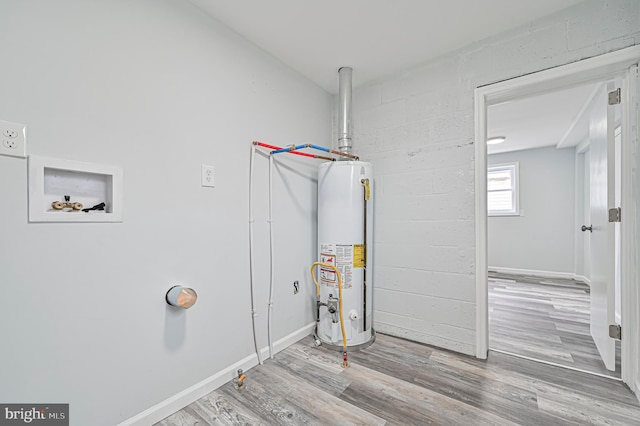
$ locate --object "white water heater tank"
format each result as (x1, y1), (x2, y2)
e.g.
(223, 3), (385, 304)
(317, 160), (374, 349)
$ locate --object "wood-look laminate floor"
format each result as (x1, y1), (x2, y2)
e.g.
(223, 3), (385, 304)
(489, 271), (621, 378)
(156, 333), (640, 425)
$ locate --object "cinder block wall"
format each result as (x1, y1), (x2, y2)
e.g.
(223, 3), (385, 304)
(348, 0), (640, 355)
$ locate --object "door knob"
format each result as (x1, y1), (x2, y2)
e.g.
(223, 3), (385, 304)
(581, 225), (592, 232)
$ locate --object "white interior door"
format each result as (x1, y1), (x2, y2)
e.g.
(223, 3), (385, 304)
(589, 83), (617, 371)
(614, 127), (622, 325)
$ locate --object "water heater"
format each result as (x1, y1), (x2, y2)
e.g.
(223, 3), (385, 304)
(316, 160), (374, 349)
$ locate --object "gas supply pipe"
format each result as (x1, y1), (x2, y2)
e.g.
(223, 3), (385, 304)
(310, 262), (349, 368)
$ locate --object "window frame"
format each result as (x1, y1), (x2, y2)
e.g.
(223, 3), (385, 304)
(487, 162), (520, 217)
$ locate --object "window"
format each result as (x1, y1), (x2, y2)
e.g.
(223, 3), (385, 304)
(488, 162), (519, 216)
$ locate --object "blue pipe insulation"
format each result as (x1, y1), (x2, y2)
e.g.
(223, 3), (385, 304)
(270, 143), (335, 155)
(270, 144), (307, 155)
(308, 144), (331, 153)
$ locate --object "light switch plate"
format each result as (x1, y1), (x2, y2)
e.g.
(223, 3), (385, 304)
(201, 164), (215, 187)
(0, 119), (27, 158)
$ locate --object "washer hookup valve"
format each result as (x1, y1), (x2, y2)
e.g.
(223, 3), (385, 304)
(51, 195), (83, 211)
(235, 369), (247, 389)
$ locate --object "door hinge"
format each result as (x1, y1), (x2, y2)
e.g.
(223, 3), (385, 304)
(608, 88), (621, 105)
(609, 324), (621, 340)
(609, 207), (621, 222)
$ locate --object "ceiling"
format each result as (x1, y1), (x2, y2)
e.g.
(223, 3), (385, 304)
(189, 0), (597, 153)
(487, 82), (601, 155)
(189, 0), (586, 93)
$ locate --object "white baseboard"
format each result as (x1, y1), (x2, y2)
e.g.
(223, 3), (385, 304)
(258, 322), (316, 361)
(117, 322), (316, 426)
(488, 266), (586, 282)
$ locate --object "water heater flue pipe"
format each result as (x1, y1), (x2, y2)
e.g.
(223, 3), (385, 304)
(338, 67), (353, 156)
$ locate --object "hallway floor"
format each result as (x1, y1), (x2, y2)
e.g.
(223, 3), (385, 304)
(489, 271), (620, 378)
(157, 333), (639, 425)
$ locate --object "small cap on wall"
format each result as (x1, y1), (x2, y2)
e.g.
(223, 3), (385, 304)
(166, 285), (197, 309)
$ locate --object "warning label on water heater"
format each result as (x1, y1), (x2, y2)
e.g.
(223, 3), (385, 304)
(320, 243), (354, 288)
(353, 244), (365, 268)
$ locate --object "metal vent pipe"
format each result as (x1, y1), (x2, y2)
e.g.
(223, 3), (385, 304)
(338, 67), (353, 156)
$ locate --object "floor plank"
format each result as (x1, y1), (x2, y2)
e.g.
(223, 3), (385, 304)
(156, 333), (640, 425)
(489, 271), (621, 378)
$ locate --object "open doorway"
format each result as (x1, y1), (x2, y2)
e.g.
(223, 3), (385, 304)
(485, 81), (622, 378)
(475, 46), (640, 392)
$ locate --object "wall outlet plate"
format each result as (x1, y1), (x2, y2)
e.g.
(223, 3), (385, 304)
(201, 164), (215, 187)
(0, 119), (27, 158)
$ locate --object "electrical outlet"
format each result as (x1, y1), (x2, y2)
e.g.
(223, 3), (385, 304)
(0, 120), (27, 158)
(201, 164), (215, 187)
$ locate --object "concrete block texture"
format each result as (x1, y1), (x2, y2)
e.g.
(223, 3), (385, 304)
(350, 0), (640, 354)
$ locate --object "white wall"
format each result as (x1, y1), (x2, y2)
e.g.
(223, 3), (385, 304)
(488, 147), (576, 275)
(349, 0), (640, 355)
(574, 147), (588, 280)
(0, 1), (330, 425)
